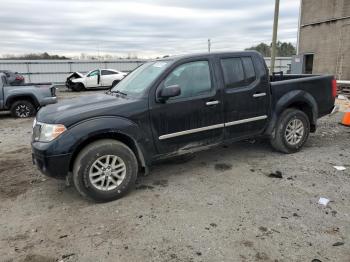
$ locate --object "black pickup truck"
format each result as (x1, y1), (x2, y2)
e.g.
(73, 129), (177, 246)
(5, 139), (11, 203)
(31, 51), (337, 202)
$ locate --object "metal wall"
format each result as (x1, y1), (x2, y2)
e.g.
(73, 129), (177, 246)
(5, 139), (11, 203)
(0, 60), (147, 84)
(0, 58), (291, 84)
(299, 0), (350, 80)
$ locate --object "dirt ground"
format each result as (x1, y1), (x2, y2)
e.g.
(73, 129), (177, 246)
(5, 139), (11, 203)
(0, 89), (350, 262)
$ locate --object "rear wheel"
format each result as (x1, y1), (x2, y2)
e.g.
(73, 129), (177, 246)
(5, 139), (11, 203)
(10, 100), (36, 118)
(270, 108), (310, 153)
(73, 139), (138, 202)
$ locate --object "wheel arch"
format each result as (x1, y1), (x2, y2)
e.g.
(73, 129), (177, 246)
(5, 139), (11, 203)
(68, 131), (146, 174)
(6, 94), (39, 109)
(265, 90), (318, 135)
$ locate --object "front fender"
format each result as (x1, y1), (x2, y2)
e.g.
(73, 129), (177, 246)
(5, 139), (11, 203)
(265, 90), (318, 135)
(68, 116), (144, 150)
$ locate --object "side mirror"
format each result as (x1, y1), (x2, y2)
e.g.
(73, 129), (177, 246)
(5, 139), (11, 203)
(159, 85), (181, 101)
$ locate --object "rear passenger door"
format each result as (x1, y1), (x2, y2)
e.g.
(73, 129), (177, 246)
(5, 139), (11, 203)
(101, 70), (116, 87)
(219, 55), (270, 140)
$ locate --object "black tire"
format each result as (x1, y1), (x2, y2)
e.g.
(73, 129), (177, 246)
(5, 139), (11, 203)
(270, 108), (310, 154)
(10, 100), (36, 118)
(73, 139), (138, 202)
(111, 80), (120, 88)
(72, 83), (85, 92)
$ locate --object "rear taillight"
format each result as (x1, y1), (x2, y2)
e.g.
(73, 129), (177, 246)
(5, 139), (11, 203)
(332, 79), (337, 99)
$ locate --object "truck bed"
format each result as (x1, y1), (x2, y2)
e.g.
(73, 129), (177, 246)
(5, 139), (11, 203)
(270, 73), (316, 82)
(270, 74), (335, 118)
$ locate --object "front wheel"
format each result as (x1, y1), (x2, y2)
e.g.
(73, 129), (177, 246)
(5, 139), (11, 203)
(72, 83), (85, 92)
(270, 108), (310, 154)
(73, 139), (138, 202)
(10, 100), (36, 118)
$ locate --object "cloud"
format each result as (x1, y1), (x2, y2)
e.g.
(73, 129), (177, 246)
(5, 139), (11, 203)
(0, 0), (300, 57)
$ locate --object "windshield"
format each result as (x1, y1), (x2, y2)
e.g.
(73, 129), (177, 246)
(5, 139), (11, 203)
(111, 61), (171, 97)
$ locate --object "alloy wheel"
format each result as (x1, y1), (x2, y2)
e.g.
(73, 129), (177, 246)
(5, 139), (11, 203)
(284, 118), (304, 145)
(89, 155), (126, 191)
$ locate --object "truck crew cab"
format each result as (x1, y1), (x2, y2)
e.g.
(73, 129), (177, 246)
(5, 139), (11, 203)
(32, 51), (337, 202)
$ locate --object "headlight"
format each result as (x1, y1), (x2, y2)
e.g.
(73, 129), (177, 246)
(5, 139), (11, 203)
(33, 122), (67, 142)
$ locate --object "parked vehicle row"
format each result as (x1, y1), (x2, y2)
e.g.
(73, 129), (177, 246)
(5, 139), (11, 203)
(31, 51), (337, 202)
(66, 69), (127, 91)
(0, 73), (57, 118)
(0, 67), (127, 118)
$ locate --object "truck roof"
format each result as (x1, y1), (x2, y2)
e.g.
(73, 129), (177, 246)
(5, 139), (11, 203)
(156, 50), (262, 62)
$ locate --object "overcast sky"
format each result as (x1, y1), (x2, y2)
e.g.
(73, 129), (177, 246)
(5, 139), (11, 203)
(0, 0), (300, 58)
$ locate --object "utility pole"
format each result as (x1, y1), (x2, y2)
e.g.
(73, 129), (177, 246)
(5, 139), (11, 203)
(270, 0), (280, 74)
(296, 0), (303, 55)
(208, 39), (211, 53)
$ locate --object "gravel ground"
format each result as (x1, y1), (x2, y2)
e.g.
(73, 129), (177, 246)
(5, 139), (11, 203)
(0, 89), (350, 262)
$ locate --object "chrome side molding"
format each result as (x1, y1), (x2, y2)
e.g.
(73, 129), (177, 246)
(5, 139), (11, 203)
(158, 115), (268, 140)
(159, 123), (225, 140)
(225, 115), (268, 127)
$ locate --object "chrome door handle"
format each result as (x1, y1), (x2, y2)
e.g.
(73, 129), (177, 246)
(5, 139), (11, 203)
(253, 93), (266, 98)
(206, 100), (220, 106)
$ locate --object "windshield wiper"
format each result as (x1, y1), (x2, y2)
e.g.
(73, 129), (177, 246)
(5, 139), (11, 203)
(108, 90), (127, 96)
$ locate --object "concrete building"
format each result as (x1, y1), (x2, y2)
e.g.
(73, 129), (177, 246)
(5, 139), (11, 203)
(297, 0), (350, 80)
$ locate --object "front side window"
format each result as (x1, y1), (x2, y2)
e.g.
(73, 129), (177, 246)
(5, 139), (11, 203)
(87, 70), (99, 77)
(164, 61), (212, 99)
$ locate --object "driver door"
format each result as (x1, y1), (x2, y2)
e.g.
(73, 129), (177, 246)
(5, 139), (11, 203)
(85, 70), (100, 88)
(150, 59), (224, 155)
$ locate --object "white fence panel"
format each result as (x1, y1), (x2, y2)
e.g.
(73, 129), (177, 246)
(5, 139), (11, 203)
(0, 58), (291, 84)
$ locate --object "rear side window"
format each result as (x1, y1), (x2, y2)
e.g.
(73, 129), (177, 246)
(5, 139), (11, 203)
(241, 57), (256, 84)
(101, 70), (117, 75)
(220, 57), (256, 88)
(221, 58), (245, 88)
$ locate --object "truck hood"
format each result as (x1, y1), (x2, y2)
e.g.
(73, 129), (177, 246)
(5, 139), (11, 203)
(36, 93), (140, 126)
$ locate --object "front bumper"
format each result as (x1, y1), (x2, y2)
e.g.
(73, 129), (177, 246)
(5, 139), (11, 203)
(32, 143), (71, 179)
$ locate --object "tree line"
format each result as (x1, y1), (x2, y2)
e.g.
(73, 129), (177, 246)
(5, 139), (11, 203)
(1, 42), (296, 60)
(0, 52), (70, 60)
(245, 42), (296, 57)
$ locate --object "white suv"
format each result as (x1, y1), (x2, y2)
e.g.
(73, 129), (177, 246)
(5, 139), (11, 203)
(66, 69), (127, 91)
